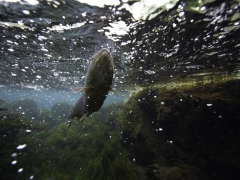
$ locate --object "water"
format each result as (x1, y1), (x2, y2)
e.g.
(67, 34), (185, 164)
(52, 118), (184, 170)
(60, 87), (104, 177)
(0, 87), (128, 109)
(0, 0), (240, 179)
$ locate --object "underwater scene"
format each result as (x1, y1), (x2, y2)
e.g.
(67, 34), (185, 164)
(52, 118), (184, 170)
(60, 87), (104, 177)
(0, 0), (240, 179)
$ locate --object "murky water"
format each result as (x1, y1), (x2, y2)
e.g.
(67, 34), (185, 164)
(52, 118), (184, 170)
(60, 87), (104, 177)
(0, 0), (240, 180)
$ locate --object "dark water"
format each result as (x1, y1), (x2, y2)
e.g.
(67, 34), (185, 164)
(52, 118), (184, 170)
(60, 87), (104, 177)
(0, 0), (240, 179)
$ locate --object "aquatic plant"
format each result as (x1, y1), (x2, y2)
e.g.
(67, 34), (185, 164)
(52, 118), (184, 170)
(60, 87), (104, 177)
(2, 79), (240, 179)
(51, 102), (72, 121)
(38, 109), (60, 128)
(18, 103), (135, 180)
(10, 99), (38, 120)
(146, 164), (200, 180)
(0, 100), (32, 180)
(116, 79), (240, 180)
(77, 143), (135, 180)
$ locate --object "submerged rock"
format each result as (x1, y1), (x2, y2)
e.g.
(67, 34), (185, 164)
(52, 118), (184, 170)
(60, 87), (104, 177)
(118, 79), (240, 180)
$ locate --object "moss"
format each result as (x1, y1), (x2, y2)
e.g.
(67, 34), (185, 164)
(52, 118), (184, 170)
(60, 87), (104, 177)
(38, 109), (60, 128)
(51, 102), (72, 121)
(9, 99), (38, 119)
(146, 164), (200, 180)
(21, 104), (135, 180)
(117, 79), (240, 180)
(0, 100), (32, 180)
(77, 142), (135, 180)
(2, 79), (239, 179)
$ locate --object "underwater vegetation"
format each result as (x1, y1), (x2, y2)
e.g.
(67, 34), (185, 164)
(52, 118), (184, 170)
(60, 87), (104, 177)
(0, 100), (32, 180)
(9, 99), (38, 120)
(1, 79), (240, 180)
(118, 79), (240, 180)
(1, 98), (135, 180)
(51, 102), (72, 121)
(20, 102), (136, 180)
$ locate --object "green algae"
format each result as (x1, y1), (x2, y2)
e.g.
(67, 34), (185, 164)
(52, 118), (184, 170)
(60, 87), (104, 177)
(117, 79), (240, 180)
(9, 99), (38, 120)
(11, 103), (135, 180)
(1, 79), (240, 180)
(0, 100), (32, 180)
(51, 102), (72, 121)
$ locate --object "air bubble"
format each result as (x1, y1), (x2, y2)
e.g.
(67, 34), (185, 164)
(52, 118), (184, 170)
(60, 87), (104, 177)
(23, 10), (30, 15)
(11, 153), (17, 157)
(12, 160), (17, 165)
(16, 144), (27, 150)
(179, 12), (185, 17)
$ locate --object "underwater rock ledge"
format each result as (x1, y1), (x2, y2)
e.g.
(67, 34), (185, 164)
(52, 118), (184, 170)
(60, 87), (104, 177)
(118, 79), (240, 180)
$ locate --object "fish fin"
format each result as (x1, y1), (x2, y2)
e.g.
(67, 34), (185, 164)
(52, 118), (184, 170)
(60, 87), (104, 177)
(110, 88), (119, 96)
(67, 120), (72, 128)
(73, 87), (86, 93)
(79, 113), (88, 122)
(96, 111), (101, 115)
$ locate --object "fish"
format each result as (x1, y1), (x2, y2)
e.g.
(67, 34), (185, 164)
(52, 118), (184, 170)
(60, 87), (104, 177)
(68, 48), (118, 128)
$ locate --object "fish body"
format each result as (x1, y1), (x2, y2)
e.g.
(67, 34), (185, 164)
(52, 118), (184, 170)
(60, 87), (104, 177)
(68, 48), (116, 127)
